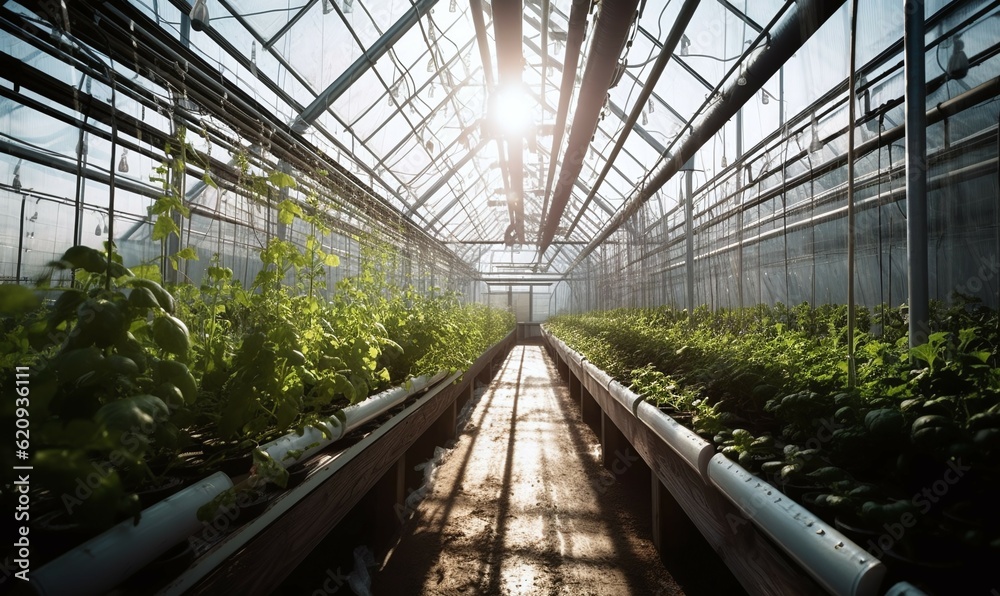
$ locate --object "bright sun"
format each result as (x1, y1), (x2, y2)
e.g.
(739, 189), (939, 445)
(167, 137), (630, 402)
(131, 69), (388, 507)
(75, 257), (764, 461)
(489, 84), (535, 138)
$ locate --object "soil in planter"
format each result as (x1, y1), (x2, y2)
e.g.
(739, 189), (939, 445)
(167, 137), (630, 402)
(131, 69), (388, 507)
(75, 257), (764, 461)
(220, 488), (273, 526)
(283, 462), (312, 489)
(134, 476), (187, 509)
(205, 451), (254, 478)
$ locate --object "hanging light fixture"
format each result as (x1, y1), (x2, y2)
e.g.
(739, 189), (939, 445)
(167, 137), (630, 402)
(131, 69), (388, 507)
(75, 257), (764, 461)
(12, 159), (22, 193)
(721, 154), (728, 168)
(450, 0), (457, 12)
(322, 0), (334, 14)
(641, 111), (648, 126)
(95, 222), (103, 236)
(189, 0), (209, 31)
(342, 0), (354, 14)
(737, 63), (747, 86)
(809, 112), (824, 153)
(648, 99), (654, 114)
(118, 148), (129, 173)
(947, 37), (969, 79)
(760, 89), (770, 104)
(680, 34), (691, 57)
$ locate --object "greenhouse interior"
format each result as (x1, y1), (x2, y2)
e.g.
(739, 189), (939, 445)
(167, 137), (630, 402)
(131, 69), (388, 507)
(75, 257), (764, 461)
(1, 0), (999, 594)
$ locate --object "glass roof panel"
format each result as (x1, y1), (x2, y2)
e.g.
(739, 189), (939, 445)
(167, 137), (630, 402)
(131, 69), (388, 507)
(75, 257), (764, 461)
(221, 1), (308, 41)
(99, 0), (872, 277)
(272, 5), (363, 96)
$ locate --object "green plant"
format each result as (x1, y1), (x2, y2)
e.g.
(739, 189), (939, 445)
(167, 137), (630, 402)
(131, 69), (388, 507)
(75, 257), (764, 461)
(149, 127), (205, 275)
(1, 245), (196, 528)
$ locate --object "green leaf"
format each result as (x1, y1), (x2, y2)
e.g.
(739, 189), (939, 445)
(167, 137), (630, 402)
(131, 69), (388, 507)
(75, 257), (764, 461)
(95, 394), (170, 432)
(252, 448), (289, 488)
(203, 172), (218, 189)
(277, 199), (303, 225)
(130, 263), (162, 282)
(0, 284), (40, 315)
(269, 171), (298, 189)
(174, 246), (199, 261)
(324, 253), (341, 267)
(152, 215), (180, 241)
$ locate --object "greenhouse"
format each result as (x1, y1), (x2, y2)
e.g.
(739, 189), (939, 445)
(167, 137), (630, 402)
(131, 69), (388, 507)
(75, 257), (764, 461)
(0, 0), (998, 594)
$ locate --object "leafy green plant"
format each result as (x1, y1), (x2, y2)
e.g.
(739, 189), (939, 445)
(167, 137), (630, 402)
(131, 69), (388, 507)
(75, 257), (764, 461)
(546, 301), (1000, 565)
(0, 245), (197, 528)
(149, 127), (206, 275)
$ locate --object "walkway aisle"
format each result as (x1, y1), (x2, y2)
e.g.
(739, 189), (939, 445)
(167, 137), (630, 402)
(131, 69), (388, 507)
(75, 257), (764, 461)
(373, 344), (686, 595)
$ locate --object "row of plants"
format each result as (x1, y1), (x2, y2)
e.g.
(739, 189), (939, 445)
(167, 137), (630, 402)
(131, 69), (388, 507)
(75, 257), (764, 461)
(545, 301), (998, 592)
(0, 198), (513, 562)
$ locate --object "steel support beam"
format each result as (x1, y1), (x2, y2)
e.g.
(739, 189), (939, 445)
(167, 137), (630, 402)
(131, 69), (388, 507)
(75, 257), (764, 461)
(408, 134), (490, 215)
(905, 0), (928, 348)
(565, 0), (846, 275)
(684, 158), (695, 311)
(564, 0), (700, 241)
(292, 0), (439, 130)
(538, 0), (641, 250)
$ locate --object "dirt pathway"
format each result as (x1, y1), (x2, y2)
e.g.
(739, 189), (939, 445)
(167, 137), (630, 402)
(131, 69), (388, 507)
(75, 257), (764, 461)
(372, 344), (689, 595)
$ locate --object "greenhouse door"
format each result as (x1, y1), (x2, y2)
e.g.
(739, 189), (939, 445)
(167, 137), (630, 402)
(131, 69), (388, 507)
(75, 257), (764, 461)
(486, 285), (550, 323)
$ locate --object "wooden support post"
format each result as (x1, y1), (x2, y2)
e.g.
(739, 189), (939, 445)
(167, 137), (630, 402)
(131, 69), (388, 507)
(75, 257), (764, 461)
(437, 399), (457, 442)
(651, 475), (695, 555)
(580, 386), (601, 431)
(404, 391), (458, 489)
(457, 381), (474, 412)
(370, 456), (407, 546)
(568, 372), (580, 400)
(601, 411), (626, 470)
(476, 364), (491, 386)
(601, 411), (648, 489)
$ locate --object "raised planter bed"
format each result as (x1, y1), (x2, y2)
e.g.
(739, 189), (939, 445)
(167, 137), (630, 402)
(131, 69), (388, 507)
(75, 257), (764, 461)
(542, 327), (889, 596)
(28, 331), (516, 596)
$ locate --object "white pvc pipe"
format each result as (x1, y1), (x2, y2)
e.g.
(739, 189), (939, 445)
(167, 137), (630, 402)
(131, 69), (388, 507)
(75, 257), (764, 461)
(608, 380), (644, 416)
(582, 360), (613, 396)
(342, 373), (439, 430)
(261, 418), (344, 468)
(635, 400), (715, 479)
(32, 472), (233, 596)
(262, 373), (443, 468)
(707, 454), (886, 596)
